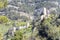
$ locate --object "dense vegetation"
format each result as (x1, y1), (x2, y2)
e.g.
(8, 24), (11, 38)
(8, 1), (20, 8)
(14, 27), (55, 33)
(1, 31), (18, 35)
(0, 0), (60, 40)
(11, 25), (32, 40)
(32, 14), (60, 40)
(0, 16), (9, 23)
(11, 30), (23, 40)
(0, 0), (7, 9)
(0, 33), (3, 40)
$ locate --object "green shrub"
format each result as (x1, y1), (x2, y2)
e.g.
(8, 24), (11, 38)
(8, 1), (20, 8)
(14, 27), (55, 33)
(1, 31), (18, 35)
(0, 2), (4, 9)
(40, 14), (60, 40)
(16, 22), (27, 26)
(0, 16), (9, 23)
(32, 14), (60, 40)
(0, 0), (7, 9)
(11, 30), (23, 40)
(0, 33), (3, 40)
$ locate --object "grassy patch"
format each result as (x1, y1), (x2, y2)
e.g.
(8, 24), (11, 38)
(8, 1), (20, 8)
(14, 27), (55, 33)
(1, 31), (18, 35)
(0, 2), (4, 9)
(11, 25), (32, 40)
(16, 22), (27, 26)
(0, 24), (12, 34)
